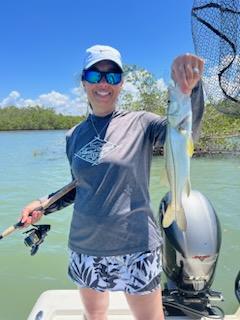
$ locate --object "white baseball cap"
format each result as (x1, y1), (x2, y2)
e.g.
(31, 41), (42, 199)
(83, 45), (123, 71)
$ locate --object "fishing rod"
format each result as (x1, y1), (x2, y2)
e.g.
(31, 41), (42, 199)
(0, 179), (78, 254)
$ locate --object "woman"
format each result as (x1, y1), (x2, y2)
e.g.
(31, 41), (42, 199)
(21, 45), (204, 320)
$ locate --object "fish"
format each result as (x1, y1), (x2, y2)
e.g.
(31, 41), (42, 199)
(162, 84), (194, 231)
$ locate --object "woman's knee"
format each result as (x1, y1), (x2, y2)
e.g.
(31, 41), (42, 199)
(125, 289), (164, 320)
(79, 288), (109, 320)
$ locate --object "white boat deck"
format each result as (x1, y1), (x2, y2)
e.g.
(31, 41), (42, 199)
(27, 290), (240, 320)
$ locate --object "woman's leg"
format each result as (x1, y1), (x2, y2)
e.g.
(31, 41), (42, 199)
(79, 287), (109, 320)
(125, 288), (165, 320)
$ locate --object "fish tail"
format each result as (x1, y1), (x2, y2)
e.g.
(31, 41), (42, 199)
(162, 204), (175, 228)
(176, 207), (187, 231)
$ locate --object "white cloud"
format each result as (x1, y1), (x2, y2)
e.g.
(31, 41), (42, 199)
(0, 88), (88, 116)
(123, 81), (139, 95)
(156, 78), (167, 92)
(37, 91), (74, 115)
(1, 91), (21, 107)
(119, 80), (140, 103)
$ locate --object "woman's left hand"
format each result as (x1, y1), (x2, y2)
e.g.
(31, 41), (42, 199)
(171, 54), (204, 95)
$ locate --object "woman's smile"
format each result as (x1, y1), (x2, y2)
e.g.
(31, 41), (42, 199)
(94, 89), (112, 97)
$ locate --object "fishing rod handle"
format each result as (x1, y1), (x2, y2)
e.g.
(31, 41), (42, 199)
(0, 221), (24, 240)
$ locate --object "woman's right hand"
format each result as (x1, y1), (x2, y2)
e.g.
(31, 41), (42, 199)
(20, 200), (44, 228)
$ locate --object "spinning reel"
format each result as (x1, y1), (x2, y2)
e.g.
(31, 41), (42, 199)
(23, 224), (51, 255)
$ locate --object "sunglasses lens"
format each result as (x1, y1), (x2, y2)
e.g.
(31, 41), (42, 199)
(83, 70), (122, 85)
(83, 70), (101, 84)
(106, 73), (122, 85)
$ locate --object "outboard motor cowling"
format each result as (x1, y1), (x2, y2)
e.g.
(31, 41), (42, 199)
(159, 190), (221, 294)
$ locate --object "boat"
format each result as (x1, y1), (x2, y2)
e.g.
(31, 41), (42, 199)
(27, 191), (240, 320)
(27, 289), (240, 320)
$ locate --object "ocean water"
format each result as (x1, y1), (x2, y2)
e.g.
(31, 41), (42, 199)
(0, 130), (239, 320)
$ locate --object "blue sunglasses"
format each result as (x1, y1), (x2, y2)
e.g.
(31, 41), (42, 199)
(82, 70), (122, 85)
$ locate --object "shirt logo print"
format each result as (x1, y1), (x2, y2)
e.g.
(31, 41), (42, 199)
(74, 137), (118, 165)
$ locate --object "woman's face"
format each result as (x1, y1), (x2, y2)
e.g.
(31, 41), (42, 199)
(82, 60), (123, 116)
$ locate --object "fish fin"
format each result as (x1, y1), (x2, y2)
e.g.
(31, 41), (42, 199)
(187, 136), (194, 157)
(185, 179), (191, 197)
(179, 128), (187, 135)
(160, 167), (169, 188)
(162, 204), (175, 228)
(176, 207), (187, 231)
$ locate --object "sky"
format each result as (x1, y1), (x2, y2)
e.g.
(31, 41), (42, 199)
(0, 0), (196, 115)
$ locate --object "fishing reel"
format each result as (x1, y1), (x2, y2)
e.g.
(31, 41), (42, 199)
(23, 224), (51, 256)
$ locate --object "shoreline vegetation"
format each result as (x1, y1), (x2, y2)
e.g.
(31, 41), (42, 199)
(0, 104), (239, 156)
(0, 105), (84, 131)
(1, 66), (239, 155)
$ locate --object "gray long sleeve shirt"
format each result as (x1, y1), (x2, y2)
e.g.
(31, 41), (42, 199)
(45, 82), (204, 256)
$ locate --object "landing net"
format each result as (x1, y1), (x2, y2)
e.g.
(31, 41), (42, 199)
(192, 0), (240, 116)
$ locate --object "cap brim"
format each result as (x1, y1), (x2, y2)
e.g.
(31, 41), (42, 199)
(85, 58), (123, 71)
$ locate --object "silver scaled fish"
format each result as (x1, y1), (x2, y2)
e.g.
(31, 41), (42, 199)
(162, 84), (194, 231)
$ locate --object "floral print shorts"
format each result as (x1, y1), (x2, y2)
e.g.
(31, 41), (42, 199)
(68, 247), (162, 295)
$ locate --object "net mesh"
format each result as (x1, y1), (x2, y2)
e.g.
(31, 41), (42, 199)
(191, 0), (240, 115)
